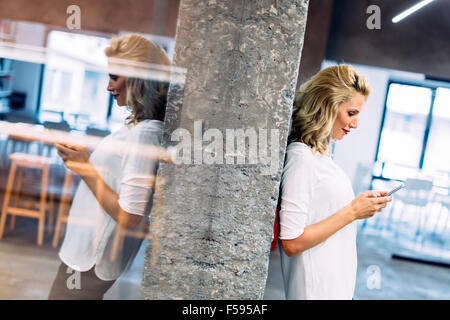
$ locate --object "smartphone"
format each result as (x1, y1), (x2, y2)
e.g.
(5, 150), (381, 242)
(385, 183), (405, 196)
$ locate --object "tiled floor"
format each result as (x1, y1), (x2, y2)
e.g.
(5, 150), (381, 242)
(263, 224), (450, 300)
(0, 216), (448, 300)
(0, 219), (145, 300)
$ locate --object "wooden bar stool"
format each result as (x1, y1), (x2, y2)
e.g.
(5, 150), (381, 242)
(8, 159), (56, 235)
(0, 153), (53, 246)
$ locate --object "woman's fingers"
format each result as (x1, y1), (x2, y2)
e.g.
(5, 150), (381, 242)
(67, 143), (85, 151)
(55, 142), (80, 152)
(55, 145), (65, 156)
(378, 195), (392, 203)
(377, 190), (390, 197)
(56, 143), (78, 156)
(57, 150), (67, 161)
(368, 194), (392, 204)
(54, 143), (69, 155)
(363, 196), (390, 214)
(374, 200), (390, 212)
(353, 190), (393, 219)
(363, 190), (380, 198)
(363, 190), (394, 200)
(55, 143), (78, 163)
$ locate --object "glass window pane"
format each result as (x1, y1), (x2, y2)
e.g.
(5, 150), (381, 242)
(39, 31), (110, 130)
(423, 87), (450, 173)
(377, 83), (432, 170)
(382, 162), (419, 181)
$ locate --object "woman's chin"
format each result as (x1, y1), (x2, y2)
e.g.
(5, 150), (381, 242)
(331, 134), (344, 141)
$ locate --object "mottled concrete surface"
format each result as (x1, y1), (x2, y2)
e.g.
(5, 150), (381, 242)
(142, 0), (309, 299)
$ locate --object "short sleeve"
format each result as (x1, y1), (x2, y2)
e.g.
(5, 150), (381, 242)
(279, 144), (317, 240)
(118, 122), (163, 217)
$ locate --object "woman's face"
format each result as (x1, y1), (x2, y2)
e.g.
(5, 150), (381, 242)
(107, 74), (127, 106)
(331, 93), (365, 140)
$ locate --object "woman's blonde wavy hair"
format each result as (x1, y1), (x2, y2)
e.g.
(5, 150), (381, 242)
(288, 65), (371, 155)
(104, 34), (171, 125)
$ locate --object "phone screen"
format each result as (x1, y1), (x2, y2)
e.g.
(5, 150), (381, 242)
(385, 183), (405, 196)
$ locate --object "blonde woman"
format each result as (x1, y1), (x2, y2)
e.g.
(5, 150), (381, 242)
(278, 65), (392, 300)
(48, 34), (171, 299)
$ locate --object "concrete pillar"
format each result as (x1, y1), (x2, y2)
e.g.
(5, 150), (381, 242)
(141, 0), (309, 299)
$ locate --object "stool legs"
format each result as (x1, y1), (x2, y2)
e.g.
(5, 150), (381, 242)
(37, 165), (49, 246)
(0, 154), (52, 246)
(9, 167), (24, 231)
(0, 161), (17, 239)
(47, 166), (55, 235)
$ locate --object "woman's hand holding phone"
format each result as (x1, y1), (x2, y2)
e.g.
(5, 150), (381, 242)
(347, 190), (393, 221)
(54, 142), (92, 176)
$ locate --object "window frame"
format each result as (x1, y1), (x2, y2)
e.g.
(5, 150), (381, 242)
(371, 77), (450, 187)
(36, 29), (114, 130)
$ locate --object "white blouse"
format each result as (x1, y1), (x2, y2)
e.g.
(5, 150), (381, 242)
(59, 120), (163, 281)
(278, 142), (357, 300)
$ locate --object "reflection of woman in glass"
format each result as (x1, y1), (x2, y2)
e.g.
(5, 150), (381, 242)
(278, 65), (392, 300)
(48, 34), (171, 300)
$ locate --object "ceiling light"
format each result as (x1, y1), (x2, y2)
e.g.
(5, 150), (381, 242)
(392, 0), (436, 23)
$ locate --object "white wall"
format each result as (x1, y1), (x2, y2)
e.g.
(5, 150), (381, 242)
(321, 60), (424, 192)
(14, 21), (46, 47)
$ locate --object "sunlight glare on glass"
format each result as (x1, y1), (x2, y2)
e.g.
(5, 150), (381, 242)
(47, 31), (109, 66)
(386, 83), (432, 115)
(433, 88), (450, 119)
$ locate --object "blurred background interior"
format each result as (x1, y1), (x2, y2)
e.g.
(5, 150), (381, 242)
(0, 0), (448, 299)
